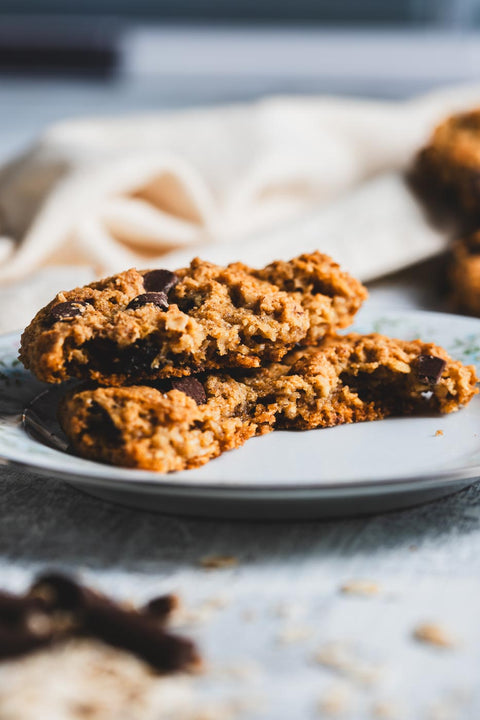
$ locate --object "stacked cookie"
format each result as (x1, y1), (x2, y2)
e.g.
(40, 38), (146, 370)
(413, 109), (480, 315)
(20, 253), (477, 472)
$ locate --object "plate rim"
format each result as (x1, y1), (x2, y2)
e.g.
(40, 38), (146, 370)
(3, 309), (480, 496)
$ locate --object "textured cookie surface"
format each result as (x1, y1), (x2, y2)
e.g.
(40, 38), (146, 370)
(20, 253), (367, 385)
(412, 109), (480, 227)
(449, 232), (480, 316)
(59, 334), (478, 472)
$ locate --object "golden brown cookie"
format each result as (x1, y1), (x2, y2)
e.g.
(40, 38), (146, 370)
(58, 334), (478, 472)
(412, 109), (480, 228)
(20, 253), (367, 385)
(449, 231), (480, 315)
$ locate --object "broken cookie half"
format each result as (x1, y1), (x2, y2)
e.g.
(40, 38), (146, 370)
(20, 252), (367, 385)
(58, 334), (478, 473)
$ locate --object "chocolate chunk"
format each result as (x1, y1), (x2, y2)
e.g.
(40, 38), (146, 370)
(87, 402), (122, 444)
(144, 594), (179, 621)
(170, 377), (206, 405)
(49, 301), (88, 322)
(127, 292), (168, 311)
(83, 600), (199, 672)
(0, 626), (53, 661)
(415, 354), (446, 385)
(143, 269), (178, 294)
(0, 591), (48, 625)
(29, 573), (199, 673)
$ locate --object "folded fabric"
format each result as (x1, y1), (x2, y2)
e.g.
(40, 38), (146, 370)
(1, 82), (480, 284)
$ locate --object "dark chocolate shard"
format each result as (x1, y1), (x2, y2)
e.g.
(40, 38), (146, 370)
(0, 626), (53, 661)
(29, 573), (199, 673)
(170, 377), (206, 405)
(49, 301), (88, 322)
(144, 594), (179, 622)
(83, 600), (199, 672)
(127, 292), (169, 311)
(0, 591), (48, 625)
(415, 354), (446, 385)
(143, 269), (178, 294)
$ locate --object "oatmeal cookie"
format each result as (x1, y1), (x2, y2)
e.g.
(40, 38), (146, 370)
(448, 231), (480, 315)
(59, 334), (477, 472)
(413, 109), (480, 228)
(20, 253), (367, 385)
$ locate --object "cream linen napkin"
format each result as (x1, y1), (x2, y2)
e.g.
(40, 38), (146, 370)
(1, 82), (480, 285)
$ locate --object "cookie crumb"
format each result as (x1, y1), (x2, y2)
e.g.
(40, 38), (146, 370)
(371, 700), (402, 719)
(435, 429), (444, 437)
(413, 622), (456, 648)
(316, 683), (351, 716)
(199, 555), (238, 570)
(340, 580), (380, 597)
(273, 602), (305, 620)
(276, 625), (312, 645)
(313, 642), (383, 685)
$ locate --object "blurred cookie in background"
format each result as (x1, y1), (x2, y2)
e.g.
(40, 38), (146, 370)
(449, 232), (480, 316)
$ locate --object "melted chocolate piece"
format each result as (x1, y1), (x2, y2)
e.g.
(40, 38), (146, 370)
(127, 292), (169, 311)
(170, 377), (206, 405)
(143, 269), (178, 294)
(415, 355), (446, 385)
(49, 301), (88, 322)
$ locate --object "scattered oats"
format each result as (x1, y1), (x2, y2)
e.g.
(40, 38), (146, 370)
(0, 638), (199, 720)
(435, 429), (444, 437)
(371, 700), (402, 719)
(273, 602), (305, 620)
(276, 624), (312, 645)
(316, 683), (351, 717)
(409, 545), (418, 552)
(200, 555), (238, 570)
(218, 660), (263, 682)
(242, 609), (256, 623)
(340, 580), (380, 597)
(313, 642), (384, 686)
(169, 596), (228, 628)
(202, 595), (230, 610)
(413, 622), (456, 649)
(427, 700), (460, 720)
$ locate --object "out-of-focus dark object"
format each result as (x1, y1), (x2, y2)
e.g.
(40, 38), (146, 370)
(412, 109), (480, 234)
(0, 0), (430, 24)
(0, 572), (199, 672)
(0, 16), (122, 76)
(448, 233), (480, 316)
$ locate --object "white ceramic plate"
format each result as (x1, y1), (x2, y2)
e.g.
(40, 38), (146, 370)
(2, 309), (480, 519)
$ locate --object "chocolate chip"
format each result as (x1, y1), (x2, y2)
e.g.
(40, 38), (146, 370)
(49, 301), (88, 322)
(170, 377), (206, 405)
(415, 354), (446, 385)
(143, 269), (178, 294)
(127, 292), (168, 311)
